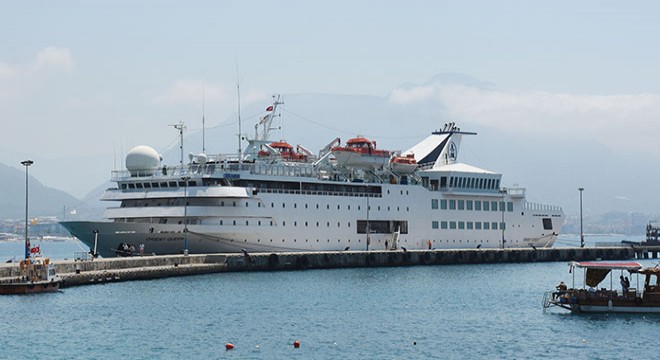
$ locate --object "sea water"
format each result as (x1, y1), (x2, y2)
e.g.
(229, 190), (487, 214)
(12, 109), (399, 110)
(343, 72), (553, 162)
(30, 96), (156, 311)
(1, 236), (658, 359)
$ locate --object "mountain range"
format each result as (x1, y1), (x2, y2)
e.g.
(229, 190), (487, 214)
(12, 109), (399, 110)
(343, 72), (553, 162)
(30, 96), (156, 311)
(1, 74), (659, 226)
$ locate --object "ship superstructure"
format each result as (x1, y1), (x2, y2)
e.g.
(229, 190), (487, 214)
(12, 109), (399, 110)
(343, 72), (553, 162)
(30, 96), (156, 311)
(61, 96), (564, 257)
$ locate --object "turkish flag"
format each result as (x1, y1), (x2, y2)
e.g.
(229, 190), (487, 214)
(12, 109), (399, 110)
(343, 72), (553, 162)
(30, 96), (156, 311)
(30, 246), (40, 254)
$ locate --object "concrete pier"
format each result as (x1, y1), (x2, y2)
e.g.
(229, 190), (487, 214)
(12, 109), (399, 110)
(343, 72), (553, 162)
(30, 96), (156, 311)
(1, 246), (656, 289)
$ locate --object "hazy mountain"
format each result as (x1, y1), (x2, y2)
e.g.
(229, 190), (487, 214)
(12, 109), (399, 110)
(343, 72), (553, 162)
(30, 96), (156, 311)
(2, 74), (659, 226)
(0, 163), (81, 219)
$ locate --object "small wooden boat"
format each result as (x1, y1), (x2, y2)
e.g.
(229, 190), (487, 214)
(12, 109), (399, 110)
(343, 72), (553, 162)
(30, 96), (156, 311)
(0, 256), (62, 295)
(543, 261), (660, 313)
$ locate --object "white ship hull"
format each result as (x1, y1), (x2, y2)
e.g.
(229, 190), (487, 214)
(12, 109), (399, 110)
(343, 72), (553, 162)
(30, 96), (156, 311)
(61, 180), (561, 258)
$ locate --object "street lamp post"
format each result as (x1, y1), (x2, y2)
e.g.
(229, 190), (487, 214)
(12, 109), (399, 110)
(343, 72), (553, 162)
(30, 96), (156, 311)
(21, 160), (33, 260)
(500, 188), (506, 249)
(579, 187), (584, 248)
(182, 176), (190, 255)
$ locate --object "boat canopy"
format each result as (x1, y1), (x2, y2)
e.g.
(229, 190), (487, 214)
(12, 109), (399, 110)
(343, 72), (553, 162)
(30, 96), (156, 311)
(635, 266), (660, 275)
(571, 261), (643, 287)
(570, 261), (643, 270)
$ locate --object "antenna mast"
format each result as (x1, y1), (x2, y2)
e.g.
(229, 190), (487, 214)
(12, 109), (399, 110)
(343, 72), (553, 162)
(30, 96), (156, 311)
(236, 61), (242, 161)
(202, 82), (206, 154)
(170, 121), (186, 167)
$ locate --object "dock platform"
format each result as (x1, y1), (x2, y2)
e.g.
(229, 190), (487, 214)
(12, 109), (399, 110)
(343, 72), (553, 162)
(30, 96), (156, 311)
(2, 246), (658, 288)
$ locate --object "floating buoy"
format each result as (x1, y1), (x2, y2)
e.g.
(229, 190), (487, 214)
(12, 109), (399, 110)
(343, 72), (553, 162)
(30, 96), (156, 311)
(225, 343), (234, 350)
(293, 340), (300, 348)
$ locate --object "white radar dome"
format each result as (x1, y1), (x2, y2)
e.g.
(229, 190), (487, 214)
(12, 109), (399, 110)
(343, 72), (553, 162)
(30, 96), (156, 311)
(126, 145), (161, 176)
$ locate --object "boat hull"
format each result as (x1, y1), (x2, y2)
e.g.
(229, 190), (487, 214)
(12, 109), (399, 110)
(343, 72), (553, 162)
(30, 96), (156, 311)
(62, 219), (559, 258)
(0, 280), (61, 295)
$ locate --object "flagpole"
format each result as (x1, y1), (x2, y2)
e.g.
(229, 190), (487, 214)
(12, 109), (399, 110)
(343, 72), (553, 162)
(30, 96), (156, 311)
(21, 160), (33, 260)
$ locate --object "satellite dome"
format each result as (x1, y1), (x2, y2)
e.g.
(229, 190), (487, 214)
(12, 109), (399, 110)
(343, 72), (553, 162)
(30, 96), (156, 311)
(126, 145), (161, 176)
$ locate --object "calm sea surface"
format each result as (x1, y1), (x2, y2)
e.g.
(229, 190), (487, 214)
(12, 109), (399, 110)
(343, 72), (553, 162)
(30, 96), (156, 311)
(2, 235), (658, 359)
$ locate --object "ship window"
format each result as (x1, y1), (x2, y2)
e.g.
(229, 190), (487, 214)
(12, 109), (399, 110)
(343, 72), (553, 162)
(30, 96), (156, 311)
(458, 222), (465, 229)
(128, 184), (135, 189)
(483, 201), (489, 211)
(327, 204), (330, 209)
(348, 205), (351, 210)
(283, 221), (286, 226)
(258, 221), (261, 226)
(246, 220), (249, 226)
(483, 222), (490, 230)
(338, 222), (340, 227)
(305, 204), (308, 209)
(270, 221), (273, 226)
(440, 176), (447, 188)
(491, 201), (498, 211)
(458, 200), (464, 210)
(358, 206), (361, 211)
(160, 182), (167, 187)
(246, 202), (249, 207)
(338, 205), (340, 210)
(169, 181), (177, 187)
(508, 202), (513, 212)
(316, 204), (319, 209)
(449, 221), (457, 229)
(475, 222), (481, 230)
(233, 220), (236, 225)
(327, 222), (330, 227)
(233, 201), (237, 207)
(283, 203), (286, 208)
(466, 200), (473, 210)
(492, 222), (498, 230)
(441, 221), (448, 229)
(316, 222), (319, 227)
(440, 200), (447, 209)
(271, 203), (274, 208)
(144, 183), (152, 188)
(475, 201), (482, 211)
(294, 203), (297, 209)
(294, 221), (297, 226)
(136, 183), (143, 189)
(221, 201), (225, 206)
(431, 199), (438, 209)
(542, 218), (553, 230)
(305, 222), (308, 227)
(220, 220), (223, 225)
(449, 200), (456, 210)
(467, 222), (473, 230)
(432, 221), (439, 229)
(500, 222), (506, 230)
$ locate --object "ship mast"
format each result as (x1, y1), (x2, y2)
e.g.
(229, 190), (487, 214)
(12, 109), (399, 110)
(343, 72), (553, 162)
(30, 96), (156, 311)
(236, 62), (242, 161)
(170, 121), (186, 167)
(202, 82), (206, 154)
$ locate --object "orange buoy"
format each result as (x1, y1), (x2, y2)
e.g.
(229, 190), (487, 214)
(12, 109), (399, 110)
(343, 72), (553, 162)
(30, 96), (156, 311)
(225, 343), (234, 350)
(293, 340), (300, 348)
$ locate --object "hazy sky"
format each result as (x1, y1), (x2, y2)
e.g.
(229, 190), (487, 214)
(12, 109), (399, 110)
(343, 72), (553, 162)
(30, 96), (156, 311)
(2, 0), (660, 201)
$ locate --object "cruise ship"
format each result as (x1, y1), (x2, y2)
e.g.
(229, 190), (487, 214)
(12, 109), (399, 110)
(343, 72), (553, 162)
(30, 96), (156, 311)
(61, 96), (564, 257)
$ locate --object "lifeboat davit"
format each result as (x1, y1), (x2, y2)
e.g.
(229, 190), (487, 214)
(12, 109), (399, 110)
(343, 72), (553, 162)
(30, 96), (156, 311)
(258, 140), (308, 162)
(331, 136), (391, 169)
(390, 153), (417, 174)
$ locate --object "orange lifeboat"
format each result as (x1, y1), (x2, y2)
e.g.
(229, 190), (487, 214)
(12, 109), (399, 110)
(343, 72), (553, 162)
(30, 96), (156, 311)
(390, 153), (417, 174)
(331, 136), (391, 169)
(258, 140), (308, 162)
